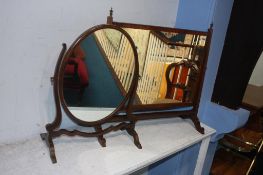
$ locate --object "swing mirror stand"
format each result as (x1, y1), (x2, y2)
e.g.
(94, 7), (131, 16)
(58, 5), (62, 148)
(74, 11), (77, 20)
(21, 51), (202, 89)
(41, 9), (212, 163)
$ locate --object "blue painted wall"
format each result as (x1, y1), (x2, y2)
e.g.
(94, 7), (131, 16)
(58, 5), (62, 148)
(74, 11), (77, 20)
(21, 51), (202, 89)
(176, 0), (216, 31)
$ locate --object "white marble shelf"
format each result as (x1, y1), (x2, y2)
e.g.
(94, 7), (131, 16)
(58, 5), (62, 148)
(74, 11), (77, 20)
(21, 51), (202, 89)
(0, 118), (215, 175)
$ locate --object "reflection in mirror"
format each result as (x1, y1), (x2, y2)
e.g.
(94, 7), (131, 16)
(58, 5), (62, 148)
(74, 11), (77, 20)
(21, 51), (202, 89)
(63, 28), (135, 121)
(123, 28), (206, 105)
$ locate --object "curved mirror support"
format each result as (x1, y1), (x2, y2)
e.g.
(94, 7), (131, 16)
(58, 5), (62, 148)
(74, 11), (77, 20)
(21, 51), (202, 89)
(62, 28), (136, 122)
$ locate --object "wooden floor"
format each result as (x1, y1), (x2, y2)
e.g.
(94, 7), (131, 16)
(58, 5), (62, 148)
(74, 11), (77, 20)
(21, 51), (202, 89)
(222, 128), (263, 152)
(210, 148), (251, 175)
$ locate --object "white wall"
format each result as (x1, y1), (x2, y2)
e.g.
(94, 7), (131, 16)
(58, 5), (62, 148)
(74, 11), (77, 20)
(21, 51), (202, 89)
(249, 51), (263, 86)
(0, 0), (179, 144)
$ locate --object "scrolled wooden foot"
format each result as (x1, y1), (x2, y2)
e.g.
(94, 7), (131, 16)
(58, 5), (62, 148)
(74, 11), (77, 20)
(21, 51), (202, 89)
(40, 133), (57, 163)
(124, 122), (142, 149)
(126, 127), (142, 149)
(190, 115), (204, 134)
(95, 126), (106, 147)
(98, 136), (106, 147)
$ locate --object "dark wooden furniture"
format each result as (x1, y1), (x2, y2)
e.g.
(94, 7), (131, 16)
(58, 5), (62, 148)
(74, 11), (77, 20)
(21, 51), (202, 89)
(41, 10), (213, 163)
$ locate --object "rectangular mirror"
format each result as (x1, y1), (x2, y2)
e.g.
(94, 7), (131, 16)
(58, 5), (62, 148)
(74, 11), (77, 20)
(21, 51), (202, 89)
(110, 21), (210, 111)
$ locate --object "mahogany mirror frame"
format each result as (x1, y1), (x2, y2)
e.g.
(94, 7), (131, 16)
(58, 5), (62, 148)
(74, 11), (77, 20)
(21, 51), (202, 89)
(60, 25), (140, 127)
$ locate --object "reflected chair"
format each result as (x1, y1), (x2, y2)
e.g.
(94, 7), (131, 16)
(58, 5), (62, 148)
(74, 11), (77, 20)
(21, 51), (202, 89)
(64, 45), (89, 104)
(165, 60), (198, 103)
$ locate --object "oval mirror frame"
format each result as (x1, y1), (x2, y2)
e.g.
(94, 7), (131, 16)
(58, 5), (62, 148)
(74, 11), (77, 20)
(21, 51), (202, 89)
(58, 24), (139, 126)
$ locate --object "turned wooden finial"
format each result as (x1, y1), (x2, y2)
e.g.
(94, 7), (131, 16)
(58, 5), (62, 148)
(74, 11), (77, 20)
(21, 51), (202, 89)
(110, 7), (113, 17)
(107, 8), (113, 24)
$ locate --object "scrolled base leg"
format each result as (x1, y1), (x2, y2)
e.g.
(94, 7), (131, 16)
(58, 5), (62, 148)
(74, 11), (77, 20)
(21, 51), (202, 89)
(40, 133), (57, 163)
(97, 136), (106, 147)
(126, 127), (142, 149)
(95, 126), (106, 147)
(123, 122), (142, 149)
(190, 115), (205, 134)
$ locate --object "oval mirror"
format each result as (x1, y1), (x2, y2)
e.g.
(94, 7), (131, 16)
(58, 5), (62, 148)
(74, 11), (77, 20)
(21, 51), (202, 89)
(61, 25), (138, 123)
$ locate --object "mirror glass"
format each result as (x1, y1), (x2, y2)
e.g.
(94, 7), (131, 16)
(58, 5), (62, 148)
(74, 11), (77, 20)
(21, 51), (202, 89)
(123, 28), (207, 105)
(63, 28), (135, 122)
